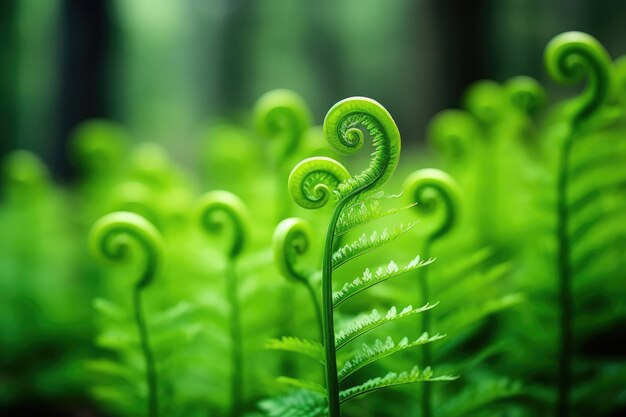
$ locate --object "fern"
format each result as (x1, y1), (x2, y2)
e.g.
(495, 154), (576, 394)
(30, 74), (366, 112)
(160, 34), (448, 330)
(331, 222), (417, 269)
(332, 255), (434, 308)
(338, 366), (456, 404)
(266, 337), (325, 365)
(196, 190), (250, 417)
(280, 97), (454, 417)
(545, 31), (614, 417)
(259, 390), (327, 417)
(338, 334), (446, 381)
(335, 304), (437, 350)
(88, 211), (163, 417)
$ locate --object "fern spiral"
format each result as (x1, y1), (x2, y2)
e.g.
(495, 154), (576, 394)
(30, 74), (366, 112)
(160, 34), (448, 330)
(545, 31), (612, 128)
(545, 31), (613, 417)
(288, 156), (351, 209)
(273, 217), (323, 333)
(197, 190), (249, 260)
(254, 89), (312, 162)
(89, 211), (164, 417)
(404, 168), (462, 243)
(196, 190), (249, 417)
(504, 76), (545, 114)
(404, 169), (461, 417)
(289, 97), (419, 417)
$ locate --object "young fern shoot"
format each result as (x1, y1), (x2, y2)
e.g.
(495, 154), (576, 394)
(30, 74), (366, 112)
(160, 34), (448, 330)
(254, 89), (312, 222)
(89, 211), (164, 417)
(403, 168), (462, 417)
(286, 97), (455, 417)
(273, 217), (323, 337)
(196, 190), (250, 417)
(544, 31), (613, 417)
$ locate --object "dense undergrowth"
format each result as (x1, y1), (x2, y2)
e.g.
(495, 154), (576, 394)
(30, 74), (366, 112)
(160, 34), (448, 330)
(2, 32), (626, 417)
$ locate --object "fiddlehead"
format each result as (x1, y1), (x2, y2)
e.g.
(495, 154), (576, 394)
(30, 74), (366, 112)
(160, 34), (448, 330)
(295, 97), (402, 417)
(545, 31), (612, 128)
(288, 156), (351, 209)
(323, 97), (401, 201)
(273, 218), (323, 335)
(463, 80), (507, 126)
(89, 211), (164, 290)
(504, 76), (546, 114)
(403, 169), (461, 417)
(403, 168), (462, 244)
(254, 89), (312, 161)
(545, 32), (613, 417)
(196, 190), (248, 417)
(273, 217), (315, 285)
(196, 190), (249, 259)
(89, 211), (163, 417)
(427, 110), (482, 162)
(282, 98), (453, 417)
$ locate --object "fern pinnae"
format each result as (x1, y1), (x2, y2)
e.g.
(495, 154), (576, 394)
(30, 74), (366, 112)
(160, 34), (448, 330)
(338, 333), (446, 382)
(334, 191), (415, 236)
(89, 211), (164, 417)
(334, 303), (437, 350)
(196, 190), (250, 417)
(403, 168), (461, 417)
(273, 218), (323, 337)
(331, 222), (418, 269)
(339, 366), (457, 404)
(332, 255), (434, 308)
(545, 31), (613, 417)
(266, 336), (325, 365)
(290, 97), (401, 416)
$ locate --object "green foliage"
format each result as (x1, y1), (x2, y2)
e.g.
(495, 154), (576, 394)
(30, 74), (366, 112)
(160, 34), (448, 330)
(2, 30), (626, 417)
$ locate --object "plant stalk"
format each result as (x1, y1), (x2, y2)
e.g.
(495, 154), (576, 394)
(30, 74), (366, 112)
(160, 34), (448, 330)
(322, 200), (347, 417)
(420, 239), (433, 417)
(556, 138), (573, 417)
(226, 261), (244, 417)
(133, 289), (159, 417)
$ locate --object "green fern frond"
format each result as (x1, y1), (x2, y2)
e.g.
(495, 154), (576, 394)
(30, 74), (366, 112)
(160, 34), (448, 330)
(335, 303), (437, 350)
(258, 390), (327, 417)
(339, 366), (457, 404)
(439, 378), (523, 417)
(332, 222), (417, 269)
(335, 191), (414, 236)
(276, 377), (327, 395)
(93, 298), (129, 321)
(333, 255), (434, 308)
(266, 337), (325, 365)
(440, 293), (523, 336)
(338, 333), (446, 381)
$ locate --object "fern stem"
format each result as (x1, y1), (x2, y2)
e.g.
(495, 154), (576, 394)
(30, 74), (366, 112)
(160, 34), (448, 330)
(226, 262), (244, 417)
(133, 289), (159, 417)
(419, 239), (433, 417)
(556, 138), (573, 417)
(304, 279), (324, 341)
(323, 200), (347, 417)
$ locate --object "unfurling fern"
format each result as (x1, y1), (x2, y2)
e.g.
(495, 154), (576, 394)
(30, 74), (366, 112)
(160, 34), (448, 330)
(545, 32), (612, 417)
(273, 217), (323, 336)
(254, 89), (313, 222)
(264, 97), (456, 417)
(403, 168), (461, 417)
(89, 211), (164, 417)
(196, 190), (250, 417)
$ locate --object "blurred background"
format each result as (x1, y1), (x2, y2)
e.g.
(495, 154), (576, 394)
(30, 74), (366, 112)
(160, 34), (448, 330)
(2, 0), (626, 179)
(2, 1), (626, 417)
